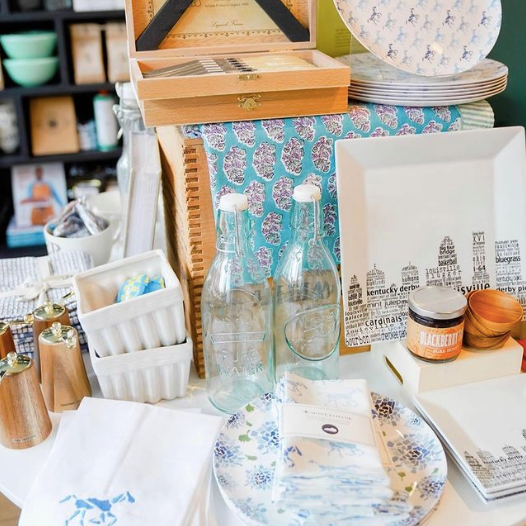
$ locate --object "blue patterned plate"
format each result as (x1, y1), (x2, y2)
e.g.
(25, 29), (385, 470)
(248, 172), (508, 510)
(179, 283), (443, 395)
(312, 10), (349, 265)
(213, 392), (446, 526)
(334, 0), (501, 77)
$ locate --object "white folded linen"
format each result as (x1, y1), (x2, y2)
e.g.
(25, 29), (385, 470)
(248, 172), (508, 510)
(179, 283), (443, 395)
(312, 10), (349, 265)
(20, 398), (223, 526)
(274, 374), (411, 522)
(275, 374), (390, 493)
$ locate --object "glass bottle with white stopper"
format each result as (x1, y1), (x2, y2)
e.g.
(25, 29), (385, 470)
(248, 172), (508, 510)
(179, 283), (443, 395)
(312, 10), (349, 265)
(202, 193), (273, 413)
(273, 184), (341, 381)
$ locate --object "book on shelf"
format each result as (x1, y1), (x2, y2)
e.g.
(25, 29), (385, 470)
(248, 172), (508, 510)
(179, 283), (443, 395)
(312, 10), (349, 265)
(6, 217), (45, 248)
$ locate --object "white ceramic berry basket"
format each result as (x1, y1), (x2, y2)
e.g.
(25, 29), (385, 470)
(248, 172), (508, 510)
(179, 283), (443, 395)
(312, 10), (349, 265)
(90, 336), (192, 403)
(73, 249), (186, 357)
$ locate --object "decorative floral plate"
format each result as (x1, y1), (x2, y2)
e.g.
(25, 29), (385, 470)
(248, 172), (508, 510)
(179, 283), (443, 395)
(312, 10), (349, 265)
(213, 393), (447, 526)
(334, 0), (502, 77)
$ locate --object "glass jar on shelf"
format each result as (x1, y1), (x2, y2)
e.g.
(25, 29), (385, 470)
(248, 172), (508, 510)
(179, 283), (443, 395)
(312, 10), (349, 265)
(273, 184), (341, 381)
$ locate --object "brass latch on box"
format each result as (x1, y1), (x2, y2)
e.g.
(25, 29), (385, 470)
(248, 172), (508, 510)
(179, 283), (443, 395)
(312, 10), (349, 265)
(238, 73), (261, 81)
(238, 94), (261, 111)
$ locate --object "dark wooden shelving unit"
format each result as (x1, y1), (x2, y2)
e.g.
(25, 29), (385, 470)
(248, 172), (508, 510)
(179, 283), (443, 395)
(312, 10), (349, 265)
(0, 81), (116, 98)
(2, 8), (124, 22)
(0, 0), (125, 250)
(0, 147), (121, 168)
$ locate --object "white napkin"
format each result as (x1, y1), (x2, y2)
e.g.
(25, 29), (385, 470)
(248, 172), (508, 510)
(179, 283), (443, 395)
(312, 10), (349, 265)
(20, 398), (223, 526)
(274, 374), (412, 523)
(275, 374), (390, 491)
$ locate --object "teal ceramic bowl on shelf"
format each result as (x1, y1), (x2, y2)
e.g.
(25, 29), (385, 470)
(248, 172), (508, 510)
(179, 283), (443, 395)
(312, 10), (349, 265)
(3, 57), (59, 87)
(0, 31), (57, 59)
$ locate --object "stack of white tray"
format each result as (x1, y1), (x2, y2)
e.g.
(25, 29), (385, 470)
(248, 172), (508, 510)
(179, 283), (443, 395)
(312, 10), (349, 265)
(415, 374), (526, 502)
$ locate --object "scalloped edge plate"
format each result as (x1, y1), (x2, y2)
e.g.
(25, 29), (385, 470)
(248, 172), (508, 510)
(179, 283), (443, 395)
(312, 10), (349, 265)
(213, 392), (447, 526)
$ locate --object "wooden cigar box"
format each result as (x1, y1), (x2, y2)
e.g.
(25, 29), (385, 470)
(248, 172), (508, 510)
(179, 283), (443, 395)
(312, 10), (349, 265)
(125, 0), (350, 126)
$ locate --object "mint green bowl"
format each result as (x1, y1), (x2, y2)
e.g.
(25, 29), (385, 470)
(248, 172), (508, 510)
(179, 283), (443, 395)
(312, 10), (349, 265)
(0, 31), (57, 59)
(3, 57), (59, 87)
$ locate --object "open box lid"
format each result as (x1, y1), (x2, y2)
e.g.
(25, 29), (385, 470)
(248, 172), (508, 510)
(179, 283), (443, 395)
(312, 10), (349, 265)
(125, 0), (316, 59)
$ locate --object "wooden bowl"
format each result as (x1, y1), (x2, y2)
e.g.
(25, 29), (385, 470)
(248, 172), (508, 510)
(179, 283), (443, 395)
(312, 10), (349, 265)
(463, 314), (489, 337)
(464, 331), (511, 350)
(468, 290), (523, 333)
(464, 309), (507, 338)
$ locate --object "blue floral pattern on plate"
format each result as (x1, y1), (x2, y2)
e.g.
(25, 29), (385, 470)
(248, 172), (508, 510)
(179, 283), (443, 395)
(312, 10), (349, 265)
(334, 0), (502, 76)
(214, 393), (446, 526)
(249, 420), (280, 455)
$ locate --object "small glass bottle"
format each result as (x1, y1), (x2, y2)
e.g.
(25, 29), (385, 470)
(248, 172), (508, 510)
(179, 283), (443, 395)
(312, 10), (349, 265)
(273, 184), (341, 381)
(202, 194), (274, 413)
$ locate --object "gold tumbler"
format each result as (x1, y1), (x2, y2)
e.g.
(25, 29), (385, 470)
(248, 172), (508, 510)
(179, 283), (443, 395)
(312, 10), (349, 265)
(39, 323), (91, 413)
(0, 322), (15, 360)
(0, 352), (52, 449)
(32, 302), (71, 381)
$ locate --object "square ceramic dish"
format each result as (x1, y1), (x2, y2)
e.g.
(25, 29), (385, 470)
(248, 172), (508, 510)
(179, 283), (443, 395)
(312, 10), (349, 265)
(415, 374), (526, 501)
(73, 249), (186, 357)
(90, 335), (192, 403)
(335, 127), (526, 347)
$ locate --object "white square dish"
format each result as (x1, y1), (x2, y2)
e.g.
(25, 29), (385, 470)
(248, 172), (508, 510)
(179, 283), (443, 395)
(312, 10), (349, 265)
(90, 336), (192, 403)
(73, 249), (186, 356)
(335, 127), (526, 347)
(415, 374), (526, 501)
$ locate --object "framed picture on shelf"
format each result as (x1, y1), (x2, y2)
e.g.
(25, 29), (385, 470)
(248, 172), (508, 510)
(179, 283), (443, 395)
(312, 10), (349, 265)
(11, 163), (67, 228)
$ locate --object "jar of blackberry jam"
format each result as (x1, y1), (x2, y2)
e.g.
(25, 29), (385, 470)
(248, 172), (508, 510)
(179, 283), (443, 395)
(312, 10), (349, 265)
(406, 286), (467, 363)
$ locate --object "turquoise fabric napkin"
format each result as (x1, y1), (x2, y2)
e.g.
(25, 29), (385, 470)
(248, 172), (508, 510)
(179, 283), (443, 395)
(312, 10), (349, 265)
(191, 102), (477, 276)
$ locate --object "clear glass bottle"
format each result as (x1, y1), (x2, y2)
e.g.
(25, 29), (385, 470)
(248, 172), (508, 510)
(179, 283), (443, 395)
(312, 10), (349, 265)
(273, 184), (341, 381)
(113, 82), (150, 257)
(202, 194), (274, 413)
(114, 83), (146, 199)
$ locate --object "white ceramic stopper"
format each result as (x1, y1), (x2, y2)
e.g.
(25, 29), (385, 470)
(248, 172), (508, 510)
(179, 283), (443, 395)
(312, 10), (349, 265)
(219, 193), (249, 212)
(293, 184), (321, 203)
(117, 82), (139, 107)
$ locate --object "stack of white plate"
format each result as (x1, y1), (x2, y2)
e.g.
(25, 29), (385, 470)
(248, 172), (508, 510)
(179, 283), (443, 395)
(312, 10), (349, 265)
(338, 53), (508, 107)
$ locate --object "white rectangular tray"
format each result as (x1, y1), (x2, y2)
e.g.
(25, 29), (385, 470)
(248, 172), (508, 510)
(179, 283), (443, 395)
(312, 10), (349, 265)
(335, 127), (526, 347)
(415, 374), (526, 501)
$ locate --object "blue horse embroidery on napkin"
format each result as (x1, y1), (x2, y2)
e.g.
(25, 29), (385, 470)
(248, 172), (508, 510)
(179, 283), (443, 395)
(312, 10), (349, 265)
(60, 492), (135, 525)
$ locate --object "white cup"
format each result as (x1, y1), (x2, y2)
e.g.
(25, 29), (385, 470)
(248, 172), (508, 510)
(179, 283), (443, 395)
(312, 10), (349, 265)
(44, 219), (114, 267)
(87, 191), (121, 238)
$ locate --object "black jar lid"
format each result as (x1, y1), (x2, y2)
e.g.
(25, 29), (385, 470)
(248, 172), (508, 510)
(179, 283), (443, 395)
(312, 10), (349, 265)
(409, 286), (467, 320)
